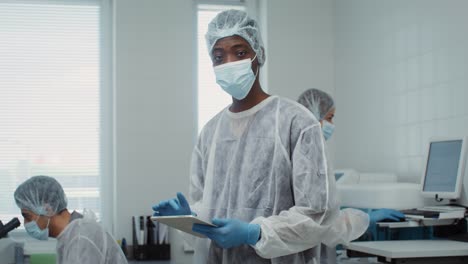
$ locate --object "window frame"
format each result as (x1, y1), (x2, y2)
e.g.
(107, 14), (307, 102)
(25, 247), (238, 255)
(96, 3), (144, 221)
(99, 0), (115, 234)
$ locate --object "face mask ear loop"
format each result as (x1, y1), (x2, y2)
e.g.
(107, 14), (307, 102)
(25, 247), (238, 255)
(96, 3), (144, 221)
(251, 54), (257, 63)
(252, 54), (259, 78)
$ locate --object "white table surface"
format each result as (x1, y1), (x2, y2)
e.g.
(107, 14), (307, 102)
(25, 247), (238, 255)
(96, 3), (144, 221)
(346, 240), (468, 259)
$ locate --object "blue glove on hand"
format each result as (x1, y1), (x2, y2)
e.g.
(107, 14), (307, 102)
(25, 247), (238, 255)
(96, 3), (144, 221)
(369, 208), (405, 224)
(192, 218), (261, 249)
(152, 192), (192, 216)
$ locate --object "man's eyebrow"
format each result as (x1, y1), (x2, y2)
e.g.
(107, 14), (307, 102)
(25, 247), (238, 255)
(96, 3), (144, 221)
(213, 42), (249, 51)
(230, 43), (248, 50)
(212, 47), (224, 52)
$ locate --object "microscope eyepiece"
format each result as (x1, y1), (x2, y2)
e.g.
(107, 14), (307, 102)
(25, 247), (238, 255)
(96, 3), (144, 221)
(0, 217), (21, 239)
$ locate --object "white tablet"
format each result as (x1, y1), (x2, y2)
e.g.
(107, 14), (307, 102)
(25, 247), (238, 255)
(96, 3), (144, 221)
(151, 215), (216, 238)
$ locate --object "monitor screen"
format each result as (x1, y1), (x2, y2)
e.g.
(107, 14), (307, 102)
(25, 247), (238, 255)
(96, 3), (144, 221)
(423, 140), (463, 193)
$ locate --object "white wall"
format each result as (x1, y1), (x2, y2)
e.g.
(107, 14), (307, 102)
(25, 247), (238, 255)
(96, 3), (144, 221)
(114, 0), (195, 262)
(264, 0), (335, 101)
(334, 0), (468, 182)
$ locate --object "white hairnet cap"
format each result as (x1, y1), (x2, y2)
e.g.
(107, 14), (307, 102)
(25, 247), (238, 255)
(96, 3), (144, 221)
(205, 9), (265, 66)
(14, 175), (68, 216)
(297, 89), (335, 121)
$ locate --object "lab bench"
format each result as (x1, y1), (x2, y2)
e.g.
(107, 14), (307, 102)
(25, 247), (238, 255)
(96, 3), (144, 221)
(345, 216), (468, 263)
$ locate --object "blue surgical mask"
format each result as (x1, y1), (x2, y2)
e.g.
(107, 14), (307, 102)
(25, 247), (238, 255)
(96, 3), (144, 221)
(322, 120), (335, 141)
(25, 216), (49, 240)
(214, 55), (258, 100)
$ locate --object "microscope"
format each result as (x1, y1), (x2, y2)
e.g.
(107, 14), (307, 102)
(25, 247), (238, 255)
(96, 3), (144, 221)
(0, 218), (20, 239)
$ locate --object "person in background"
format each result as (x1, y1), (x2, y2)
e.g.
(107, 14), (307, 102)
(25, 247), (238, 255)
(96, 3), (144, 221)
(14, 175), (128, 264)
(297, 88), (405, 263)
(152, 9), (363, 264)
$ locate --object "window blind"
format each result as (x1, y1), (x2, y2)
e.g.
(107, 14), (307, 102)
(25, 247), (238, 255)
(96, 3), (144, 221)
(0, 0), (102, 221)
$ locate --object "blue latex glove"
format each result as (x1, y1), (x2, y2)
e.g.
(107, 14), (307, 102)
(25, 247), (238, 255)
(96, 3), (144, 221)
(152, 192), (192, 216)
(369, 208), (405, 225)
(192, 218), (261, 249)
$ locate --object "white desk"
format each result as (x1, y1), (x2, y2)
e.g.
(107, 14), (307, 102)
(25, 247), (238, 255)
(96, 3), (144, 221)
(346, 240), (468, 264)
(377, 218), (458, 228)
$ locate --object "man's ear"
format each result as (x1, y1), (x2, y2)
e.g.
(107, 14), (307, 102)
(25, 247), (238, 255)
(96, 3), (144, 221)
(43, 204), (55, 216)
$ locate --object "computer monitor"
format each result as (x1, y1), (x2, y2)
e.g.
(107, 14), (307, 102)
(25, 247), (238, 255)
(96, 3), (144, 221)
(421, 137), (468, 201)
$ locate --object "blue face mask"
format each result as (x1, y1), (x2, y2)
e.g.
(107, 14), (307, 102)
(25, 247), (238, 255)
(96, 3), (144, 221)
(322, 120), (335, 141)
(25, 216), (49, 240)
(214, 55), (258, 100)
